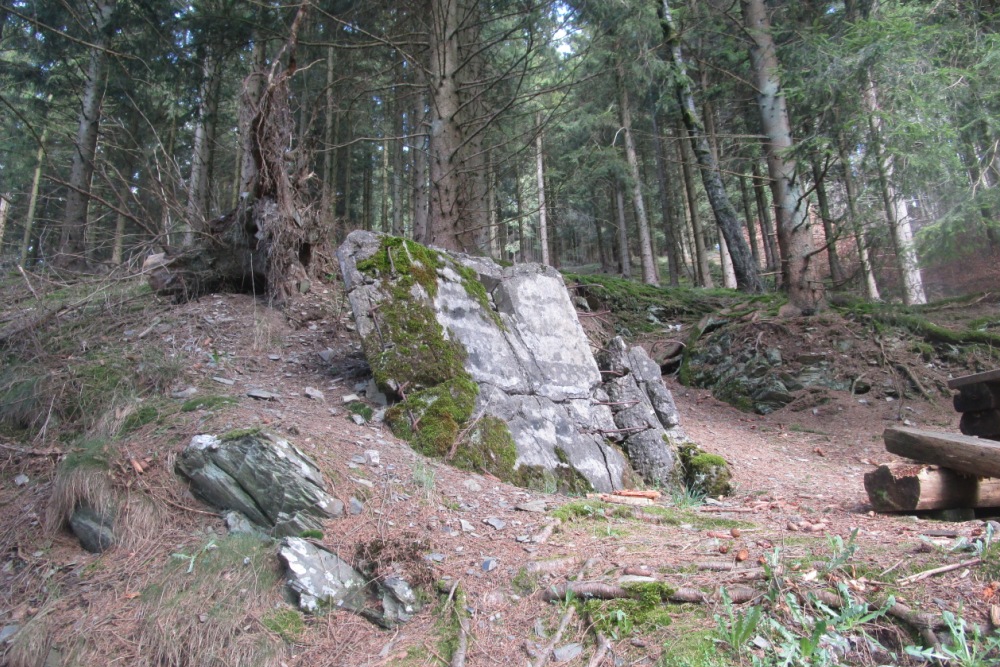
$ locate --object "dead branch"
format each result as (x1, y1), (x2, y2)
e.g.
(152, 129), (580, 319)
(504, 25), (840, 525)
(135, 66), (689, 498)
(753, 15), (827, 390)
(897, 557), (981, 585)
(531, 606), (574, 667)
(530, 520), (558, 544)
(0, 442), (62, 457)
(586, 632), (612, 667)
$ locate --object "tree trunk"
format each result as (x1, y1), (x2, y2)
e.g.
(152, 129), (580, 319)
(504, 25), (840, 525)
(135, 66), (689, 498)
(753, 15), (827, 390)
(149, 4), (317, 303)
(864, 77), (926, 305)
(20, 120), (49, 266)
(741, 0), (819, 313)
(615, 180), (631, 278)
(186, 51), (223, 246)
(0, 195), (10, 252)
(535, 113), (550, 266)
(678, 127), (711, 287)
(412, 84), (429, 242)
(810, 155), (845, 284)
(322, 45), (337, 231)
(652, 109), (680, 286)
(57, 0), (115, 269)
(751, 159), (778, 275)
(738, 173), (761, 269)
(617, 62), (657, 285)
(658, 0), (763, 293)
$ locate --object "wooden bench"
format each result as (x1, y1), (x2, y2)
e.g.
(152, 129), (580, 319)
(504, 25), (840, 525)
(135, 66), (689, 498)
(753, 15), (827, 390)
(948, 369), (1000, 441)
(864, 370), (1000, 512)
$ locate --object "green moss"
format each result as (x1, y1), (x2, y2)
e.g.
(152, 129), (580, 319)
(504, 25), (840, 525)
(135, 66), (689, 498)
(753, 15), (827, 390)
(63, 438), (112, 471)
(299, 529), (324, 540)
(386, 378), (478, 457)
(181, 395), (238, 412)
(220, 426), (262, 442)
(121, 405), (159, 434)
(347, 401), (374, 422)
(579, 581), (675, 639)
(679, 444), (732, 497)
(261, 608), (305, 643)
(551, 447), (594, 494)
(451, 416), (517, 479)
(511, 567), (541, 596)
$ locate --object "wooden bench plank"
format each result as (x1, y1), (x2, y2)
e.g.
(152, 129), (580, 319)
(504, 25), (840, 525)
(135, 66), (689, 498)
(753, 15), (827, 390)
(883, 426), (1000, 478)
(947, 369), (1000, 389)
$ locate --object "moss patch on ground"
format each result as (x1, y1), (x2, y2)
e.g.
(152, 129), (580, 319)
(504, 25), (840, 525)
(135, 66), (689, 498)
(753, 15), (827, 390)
(578, 582), (675, 639)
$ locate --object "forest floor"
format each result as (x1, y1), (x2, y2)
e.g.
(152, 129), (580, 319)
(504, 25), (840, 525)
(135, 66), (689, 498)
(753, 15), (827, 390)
(1, 269), (1000, 667)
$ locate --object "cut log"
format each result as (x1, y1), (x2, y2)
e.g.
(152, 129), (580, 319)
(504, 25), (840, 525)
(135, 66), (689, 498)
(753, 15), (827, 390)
(960, 409), (1000, 440)
(883, 427), (1000, 478)
(864, 462), (1000, 512)
(947, 369), (1000, 389)
(953, 383), (1000, 413)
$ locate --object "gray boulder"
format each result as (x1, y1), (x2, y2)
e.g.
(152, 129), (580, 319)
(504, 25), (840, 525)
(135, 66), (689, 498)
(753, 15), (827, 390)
(278, 537), (421, 627)
(176, 432), (343, 535)
(69, 505), (115, 553)
(337, 231), (686, 491)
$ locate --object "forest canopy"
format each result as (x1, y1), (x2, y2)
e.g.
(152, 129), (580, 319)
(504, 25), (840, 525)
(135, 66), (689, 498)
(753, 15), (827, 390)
(1, 0), (998, 305)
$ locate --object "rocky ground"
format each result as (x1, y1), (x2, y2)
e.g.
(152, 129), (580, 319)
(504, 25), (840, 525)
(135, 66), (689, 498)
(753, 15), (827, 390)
(1, 273), (999, 667)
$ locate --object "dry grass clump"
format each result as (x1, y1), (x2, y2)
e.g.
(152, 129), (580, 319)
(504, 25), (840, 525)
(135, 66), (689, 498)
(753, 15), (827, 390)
(135, 534), (287, 667)
(3, 603), (54, 667)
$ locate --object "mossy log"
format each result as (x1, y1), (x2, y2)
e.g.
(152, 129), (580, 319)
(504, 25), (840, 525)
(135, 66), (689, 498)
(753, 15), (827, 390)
(864, 462), (1000, 512)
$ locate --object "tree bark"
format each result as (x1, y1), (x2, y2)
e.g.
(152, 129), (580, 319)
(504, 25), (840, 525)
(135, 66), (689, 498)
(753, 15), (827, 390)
(615, 180), (631, 278)
(185, 50), (223, 246)
(57, 0), (116, 269)
(658, 0), (763, 293)
(677, 125), (711, 287)
(322, 45), (338, 232)
(535, 112), (550, 265)
(741, 0), (819, 313)
(864, 463), (1000, 512)
(652, 109), (680, 286)
(738, 172), (761, 270)
(751, 159), (778, 275)
(864, 76), (926, 305)
(810, 155), (845, 284)
(836, 128), (880, 300)
(616, 61), (657, 285)
(0, 195), (10, 252)
(20, 118), (49, 266)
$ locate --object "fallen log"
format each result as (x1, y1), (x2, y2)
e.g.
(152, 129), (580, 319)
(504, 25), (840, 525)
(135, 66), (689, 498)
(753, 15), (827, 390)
(882, 427), (1000, 478)
(864, 462), (1000, 512)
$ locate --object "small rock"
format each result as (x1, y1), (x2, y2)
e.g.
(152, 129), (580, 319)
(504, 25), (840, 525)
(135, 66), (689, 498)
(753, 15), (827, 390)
(327, 407), (341, 416)
(223, 511), (258, 535)
(353, 477), (374, 489)
(516, 535), (530, 543)
(484, 517), (506, 530)
(304, 387), (325, 401)
(0, 625), (19, 643)
(342, 393), (361, 403)
(350, 413), (366, 425)
(482, 557), (498, 572)
(14, 474), (29, 487)
(460, 519), (475, 533)
(246, 389), (280, 401)
(618, 575), (656, 585)
(462, 479), (482, 493)
(426, 553), (446, 563)
(268, 354), (282, 361)
(552, 643), (583, 662)
(349, 497), (364, 515)
(364, 450), (380, 465)
(515, 499), (546, 513)
(171, 387), (198, 399)
(198, 614), (208, 623)
(212, 376), (236, 386)
(318, 349), (335, 363)
(350, 454), (367, 465)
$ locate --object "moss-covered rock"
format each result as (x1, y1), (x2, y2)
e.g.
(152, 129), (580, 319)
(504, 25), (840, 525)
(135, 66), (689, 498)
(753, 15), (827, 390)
(679, 444), (732, 497)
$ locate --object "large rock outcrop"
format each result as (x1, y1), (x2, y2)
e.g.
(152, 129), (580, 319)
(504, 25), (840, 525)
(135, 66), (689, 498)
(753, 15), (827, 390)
(337, 231), (690, 492)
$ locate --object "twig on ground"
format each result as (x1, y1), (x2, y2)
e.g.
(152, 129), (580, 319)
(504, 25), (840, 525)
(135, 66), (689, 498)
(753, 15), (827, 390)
(586, 632), (611, 667)
(0, 442), (62, 457)
(532, 606), (575, 667)
(897, 557), (981, 585)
